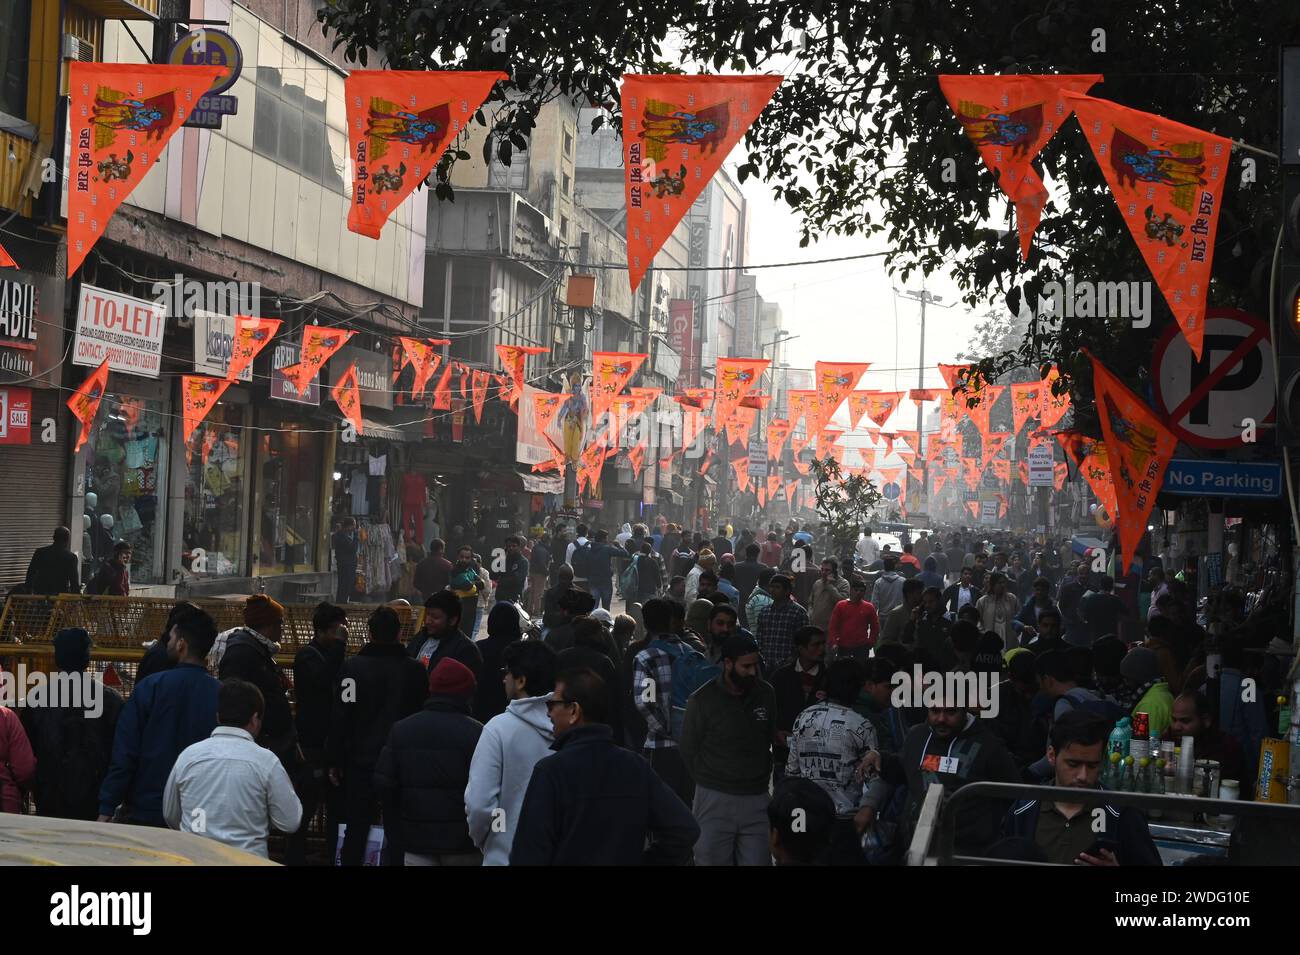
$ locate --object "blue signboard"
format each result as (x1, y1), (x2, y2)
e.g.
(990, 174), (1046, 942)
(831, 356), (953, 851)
(882, 482), (901, 500)
(1161, 458), (1282, 498)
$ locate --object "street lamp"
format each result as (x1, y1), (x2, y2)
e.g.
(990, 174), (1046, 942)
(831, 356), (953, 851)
(895, 287), (952, 519)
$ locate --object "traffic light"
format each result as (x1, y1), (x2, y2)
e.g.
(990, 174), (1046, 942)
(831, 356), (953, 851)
(1276, 46), (1300, 445)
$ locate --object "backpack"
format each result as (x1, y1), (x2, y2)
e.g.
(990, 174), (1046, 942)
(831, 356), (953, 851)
(571, 541), (592, 579)
(620, 554), (640, 594)
(1058, 687), (1127, 724)
(648, 638), (721, 739)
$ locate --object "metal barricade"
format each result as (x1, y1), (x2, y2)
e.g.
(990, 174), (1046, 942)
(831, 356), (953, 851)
(0, 593), (426, 699)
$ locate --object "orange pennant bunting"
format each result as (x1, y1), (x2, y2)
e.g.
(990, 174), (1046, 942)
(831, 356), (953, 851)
(1010, 381), (1043, 434)
(940, 74), (1103, 259)
(471, 369), (490, 423)
(0, 241), (16, 269)
(967, 500), (981, 520)
(628, 442), (646, 478)
(68, 63), (226, 276)
(785, 479), (798, 506)
(591, 351), (648, 425)
(331, 363), (364, 435)
(496, 343), (550, 409)
(767, 474), (781, 499)
(400, 337), (445, 398)
(225, 316), (281, 383)
(182, 375), (233, 442)
(1063, 92), (1231, 360)
(281, 326), (355, 396)
(714, 356), (770, 429)
(346, 71), (505, 238)
(622, 74), (783, 292)
(909, 387), (943, 404)
(962, 457), (982, 490)
(815, 361), (871, 427)
(432, 360), (454, 410)
(67, 360), (110, 452)
(767, 418), (793, 460)
(863, 391), (904, 428)
(1039, 366), (1072, 431)
(1054, 461), (1069, 491)
(938, 363), (972, 393)
(991, 458), (1011, 483)
(847, 392), (873, 431)
(731, 454), (751, 492)
(1090, 351), (1179, 573)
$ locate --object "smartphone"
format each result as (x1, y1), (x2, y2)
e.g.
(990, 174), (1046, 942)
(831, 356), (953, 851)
(1085, 838), (1119, 858)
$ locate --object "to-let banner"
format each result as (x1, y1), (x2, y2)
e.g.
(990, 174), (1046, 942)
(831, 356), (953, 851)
(714, 356), (770, 430)
(67, 360), (109, 452)
(940, 74), (1102, 260)
(226, 316), (281, 383)
(622, 74), (782, 291)
(1064, 92), (1231, 360)
(181, 374), (233, 442)
(591, 351), (648, 426)
(68, 62), (224, 276)
(1090, 351), (1178, 573)
(345, 71), (505, 238)
(281, 326), (355, 396)
(331, 362), (363, 435)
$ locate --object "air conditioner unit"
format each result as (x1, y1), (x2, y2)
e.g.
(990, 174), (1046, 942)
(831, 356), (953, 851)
(62, 34), (95, 62)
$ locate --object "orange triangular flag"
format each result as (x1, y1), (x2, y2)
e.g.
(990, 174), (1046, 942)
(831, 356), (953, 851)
(909, 387), (942, 404)
(623, 74), (783, 291)
(863, 391), (904, 428)
(68, 62), (225, 275)
(1010, 381), (1043, 434)
(815, 361), (871, 426)
(1063, 92), (1231, 360)
(281, 326), (355, 396)
(938, 363), (972, 393)
(432, 360), (454, 410)
(991, 458), (1011, 483)
(181, 375), (234, 441)
(1039, 366), (1072, 430)
(767, 473), (782, 499)
(496, 344), (549, 409)
(628, 442), (646, 478)
(981, 432), (1011, 467)
(1054, 461), (1069, 491)
(847, 392), (873, 431)
(933, 472), (949, 496)
(967, 500), (981, 520)
(962, 457), (982, 490)
(226, 316), (281, 383)
(714, 357), (770, 429)
(331, 363), (364, 435)
(346, 71), (505, 238)
(785, 480), (798, 506)
(399, 338), (442, 397)
(591, 351), (648, 424)
(471, 369), (490, 423)
(0, 241), (16, 268)
(767, 418), (793, 460)
(1090, 351), (1179, 573)
(940, 74), (1103, 259)
(67, 360), (110, 452)
(731, 455), (751, 492)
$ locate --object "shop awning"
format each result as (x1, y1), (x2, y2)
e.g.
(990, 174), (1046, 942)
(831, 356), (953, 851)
(477, 469), (565, 494)
(361, 419), (410, 442)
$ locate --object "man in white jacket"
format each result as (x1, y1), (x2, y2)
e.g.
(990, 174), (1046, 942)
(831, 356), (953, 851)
(464, 640), (558, 865)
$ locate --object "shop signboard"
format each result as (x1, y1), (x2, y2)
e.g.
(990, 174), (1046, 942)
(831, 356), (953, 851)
(193, 310), (253, 381)
(0, 269), (64, 389)
(0, 386), (32, 445)
(270, 339), (319, 405)
(328, 346), (393, 410)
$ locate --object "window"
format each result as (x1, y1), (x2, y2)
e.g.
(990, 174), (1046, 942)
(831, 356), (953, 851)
(257, 423), (323, 573)
(487, 135), (529, 190)
(561, 172), (571, 196)
(253, 66), (343, 193)
(0, 0), (31, 120)
(559, 215), (568, 242)
(563, 129), (572, 155)
(182, 404), (248, 577)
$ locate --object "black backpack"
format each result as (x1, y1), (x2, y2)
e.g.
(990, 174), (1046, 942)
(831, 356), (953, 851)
(571, 541), (592, 578)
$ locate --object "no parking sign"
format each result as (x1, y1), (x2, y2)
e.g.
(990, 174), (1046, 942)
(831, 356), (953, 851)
(1152, 308), (1275, 449)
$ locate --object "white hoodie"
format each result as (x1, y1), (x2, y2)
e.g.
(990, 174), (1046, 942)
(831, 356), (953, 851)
(464, 694), (555, 865)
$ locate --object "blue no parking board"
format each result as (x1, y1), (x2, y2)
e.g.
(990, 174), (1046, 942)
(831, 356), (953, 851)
(1161, 459), (1282, 498)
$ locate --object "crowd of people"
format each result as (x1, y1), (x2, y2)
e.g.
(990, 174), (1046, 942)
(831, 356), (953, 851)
(2, 518), (1291, 866)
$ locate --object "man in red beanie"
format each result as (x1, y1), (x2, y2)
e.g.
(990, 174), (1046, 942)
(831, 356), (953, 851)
(375, 658), (484, 865)
(216, 594), (298, 772)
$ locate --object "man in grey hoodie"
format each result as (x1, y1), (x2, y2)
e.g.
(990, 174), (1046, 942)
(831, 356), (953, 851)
(464, 640), (558, 865)
(871, 556), (906, 618)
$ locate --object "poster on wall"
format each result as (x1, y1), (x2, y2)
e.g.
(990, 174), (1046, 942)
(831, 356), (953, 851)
(0, 386), (32, 445)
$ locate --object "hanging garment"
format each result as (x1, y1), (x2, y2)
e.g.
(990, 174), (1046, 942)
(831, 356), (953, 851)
(368, 452), (387, 476)
(350, 469), (368, 515)
(400, 472), (427, 544)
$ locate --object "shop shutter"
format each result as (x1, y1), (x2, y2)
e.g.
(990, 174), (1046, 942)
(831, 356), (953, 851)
(0, 390), (70, 589)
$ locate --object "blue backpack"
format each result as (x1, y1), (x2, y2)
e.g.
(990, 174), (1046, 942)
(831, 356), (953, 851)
(648, 637), (721, 738)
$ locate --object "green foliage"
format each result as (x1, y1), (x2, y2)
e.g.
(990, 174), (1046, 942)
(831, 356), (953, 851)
(809, 455), (881, 560)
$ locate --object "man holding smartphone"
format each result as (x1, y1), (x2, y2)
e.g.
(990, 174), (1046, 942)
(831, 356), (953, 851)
(1003, 710), (1162, 865)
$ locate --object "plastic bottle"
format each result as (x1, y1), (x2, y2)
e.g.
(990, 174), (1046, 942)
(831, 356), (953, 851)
(1104, 750), (1122, 789)
(1109, 718), (1132, 759)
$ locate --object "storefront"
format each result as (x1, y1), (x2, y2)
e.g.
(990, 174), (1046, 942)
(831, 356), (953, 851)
(0, 267), (68, 589)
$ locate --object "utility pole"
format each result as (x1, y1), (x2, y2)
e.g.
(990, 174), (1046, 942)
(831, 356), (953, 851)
(563, 231), (590, 512)
(900, 287), (945, 523)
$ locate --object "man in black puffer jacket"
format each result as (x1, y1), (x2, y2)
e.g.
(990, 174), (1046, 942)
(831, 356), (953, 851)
(375, 658), (484, 865)
(330, 606), (428, 866)
(217, 595), (297, 769)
